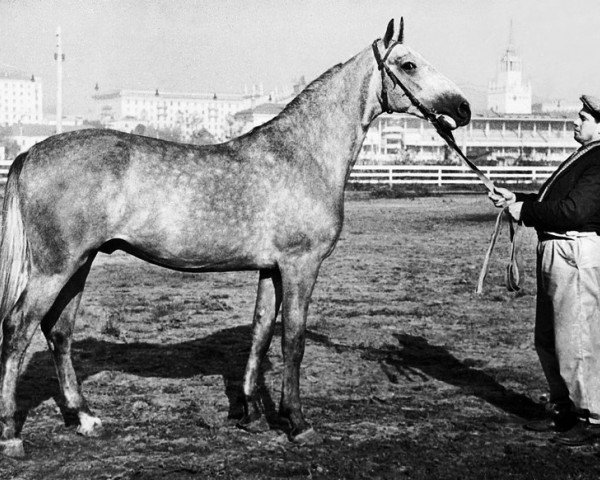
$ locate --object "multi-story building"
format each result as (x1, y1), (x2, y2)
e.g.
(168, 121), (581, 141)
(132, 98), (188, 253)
(92, 84), (295, 141)
(0, 71), (43, 125)
(233, 102), (287, 134)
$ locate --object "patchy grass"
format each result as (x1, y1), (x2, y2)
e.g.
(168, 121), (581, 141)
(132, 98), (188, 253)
(100, 309), (123, 338)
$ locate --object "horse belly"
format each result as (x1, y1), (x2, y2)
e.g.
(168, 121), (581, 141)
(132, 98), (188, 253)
(122, 232), (275, 272)
(112, 196), (275, 272)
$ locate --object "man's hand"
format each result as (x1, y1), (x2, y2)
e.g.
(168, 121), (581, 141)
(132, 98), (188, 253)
(506, 201), (523, 222)
(488, 187), (516, 208)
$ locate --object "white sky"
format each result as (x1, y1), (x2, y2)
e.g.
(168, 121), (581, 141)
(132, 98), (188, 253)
(0, 0), (598, 117)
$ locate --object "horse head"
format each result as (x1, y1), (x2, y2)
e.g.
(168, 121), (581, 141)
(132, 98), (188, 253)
(372, 18), (471, 130)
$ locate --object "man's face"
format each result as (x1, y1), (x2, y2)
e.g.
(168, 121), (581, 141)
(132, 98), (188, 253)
(573, 108), (600, 145)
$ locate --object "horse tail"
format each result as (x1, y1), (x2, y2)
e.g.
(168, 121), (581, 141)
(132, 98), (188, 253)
(0, 152), (30, 339)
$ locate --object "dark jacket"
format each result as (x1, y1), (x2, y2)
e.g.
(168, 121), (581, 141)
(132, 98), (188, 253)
(517, 140), (600, 233)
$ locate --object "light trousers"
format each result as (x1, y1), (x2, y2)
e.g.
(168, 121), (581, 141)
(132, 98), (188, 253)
(535, 234), (600, 421)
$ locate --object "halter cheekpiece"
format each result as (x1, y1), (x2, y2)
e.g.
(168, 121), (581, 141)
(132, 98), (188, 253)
(371, 38), (437, 123)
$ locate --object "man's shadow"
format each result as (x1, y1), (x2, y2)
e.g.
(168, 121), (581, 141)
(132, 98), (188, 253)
(17, 326), (542, 433)
(305, 330), (543, 419)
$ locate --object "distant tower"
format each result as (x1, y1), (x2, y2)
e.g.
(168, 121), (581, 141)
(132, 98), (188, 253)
(54, 26), (65, 133)
(487, 20), (532, 114)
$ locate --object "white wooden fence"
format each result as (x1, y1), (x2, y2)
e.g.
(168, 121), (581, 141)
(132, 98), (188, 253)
(349, 165), (555, 186)
(0, 161), (10, 184)
(0, 161), (555, 187)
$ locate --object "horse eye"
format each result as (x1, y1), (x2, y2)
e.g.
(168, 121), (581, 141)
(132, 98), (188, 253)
(401, 61), (416, 71)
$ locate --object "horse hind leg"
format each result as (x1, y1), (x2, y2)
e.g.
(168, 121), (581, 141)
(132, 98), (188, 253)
(0, 270), (84, 457)
(237, 268), (282, 432)
(40, 255), (102, 437)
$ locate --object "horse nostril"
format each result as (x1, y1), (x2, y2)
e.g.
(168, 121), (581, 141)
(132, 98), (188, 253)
(458, 101), (471, 121)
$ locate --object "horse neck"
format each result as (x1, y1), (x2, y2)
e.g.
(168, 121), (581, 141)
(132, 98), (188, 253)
(262, 47), (379, 191)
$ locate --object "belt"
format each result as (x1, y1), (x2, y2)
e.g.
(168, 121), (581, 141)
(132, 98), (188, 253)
(538, 231), (598, 241)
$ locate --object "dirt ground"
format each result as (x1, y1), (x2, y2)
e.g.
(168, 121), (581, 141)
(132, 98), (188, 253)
(3, 195), (600, 480)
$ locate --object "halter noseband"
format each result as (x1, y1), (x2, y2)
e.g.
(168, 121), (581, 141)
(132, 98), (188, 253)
(371, 39), (437, 123)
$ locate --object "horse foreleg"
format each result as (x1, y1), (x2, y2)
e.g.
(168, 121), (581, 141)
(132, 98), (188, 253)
(238, 268), (282, 432)
(40, 257), (102, 438)
(279, 256), (322, 444)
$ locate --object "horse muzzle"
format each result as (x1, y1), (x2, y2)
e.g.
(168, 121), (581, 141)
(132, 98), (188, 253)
(436, 98), (471, 129)
(456, 100), (471, 126)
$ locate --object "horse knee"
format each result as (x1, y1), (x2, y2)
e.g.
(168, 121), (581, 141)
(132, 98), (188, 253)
(43, 329), (71, 354)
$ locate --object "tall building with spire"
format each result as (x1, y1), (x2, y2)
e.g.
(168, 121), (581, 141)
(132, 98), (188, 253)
(487, 22), (532, 114)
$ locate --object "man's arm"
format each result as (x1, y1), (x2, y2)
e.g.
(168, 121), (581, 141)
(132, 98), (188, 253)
(515, 192), (538, 202)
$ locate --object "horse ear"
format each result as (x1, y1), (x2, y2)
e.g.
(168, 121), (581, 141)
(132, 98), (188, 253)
(398, 17), (404, 43)
(383, 19), (394, 48)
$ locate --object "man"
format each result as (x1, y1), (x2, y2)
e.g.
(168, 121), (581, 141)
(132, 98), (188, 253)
(490, 95), (600, 446)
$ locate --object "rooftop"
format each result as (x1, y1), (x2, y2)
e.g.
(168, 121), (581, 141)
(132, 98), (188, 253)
(8, 124), (91, 137)
(0, 71), (37, 82)
(93, 89), (250, 102)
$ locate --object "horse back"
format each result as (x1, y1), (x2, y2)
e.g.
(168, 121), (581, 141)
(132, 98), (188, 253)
(14, 129), (343, 272)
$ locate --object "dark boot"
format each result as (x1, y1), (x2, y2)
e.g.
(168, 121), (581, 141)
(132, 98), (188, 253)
(523, 400), (578, 433)
(553, 420), (600, 446)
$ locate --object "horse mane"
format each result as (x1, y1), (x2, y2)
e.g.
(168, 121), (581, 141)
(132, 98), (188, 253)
(237, 61), (347, 139)
(277, 63), (344, 118)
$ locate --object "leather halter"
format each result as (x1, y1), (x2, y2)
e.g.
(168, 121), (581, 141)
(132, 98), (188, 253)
(371, 39), (437, 122)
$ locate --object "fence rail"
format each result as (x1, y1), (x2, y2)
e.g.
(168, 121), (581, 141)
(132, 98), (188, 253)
(0, 161), (555, 187)
(0, 160), (10, 184)
(349, 164), (555, 186)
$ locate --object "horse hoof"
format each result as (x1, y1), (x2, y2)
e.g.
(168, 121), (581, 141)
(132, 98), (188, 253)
(237, 415), (270, 433)
(76, 414), (103, 437)
(0, 438), (25, 458)
(291, 427), (323, 445)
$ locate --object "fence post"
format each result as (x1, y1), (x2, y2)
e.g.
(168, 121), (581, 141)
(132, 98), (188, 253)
(532, 168), (536, 182)
(438, 168), (442, 187)
(389, 166), (393, 187)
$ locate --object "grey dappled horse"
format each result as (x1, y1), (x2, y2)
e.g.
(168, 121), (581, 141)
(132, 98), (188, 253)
(0, 20), (470, 456)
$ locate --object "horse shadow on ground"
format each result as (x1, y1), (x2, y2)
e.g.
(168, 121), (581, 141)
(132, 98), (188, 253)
(16, 325), (278, 433)
(16, 325), (542, 432)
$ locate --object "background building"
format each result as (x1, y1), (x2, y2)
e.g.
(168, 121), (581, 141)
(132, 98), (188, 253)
(233, 102), (286, 135)
(487, 26), (532, 115)
(360, 112), (577, 165)
(6, 122), (89, 152)
(0, 71), (43, 125)
(93, 84), (296, 141)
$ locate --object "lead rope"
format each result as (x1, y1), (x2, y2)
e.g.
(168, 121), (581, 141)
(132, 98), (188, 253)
(434, 127), (521, 294)
(476, 209), (521, 294)
(372, 38), (521, 294)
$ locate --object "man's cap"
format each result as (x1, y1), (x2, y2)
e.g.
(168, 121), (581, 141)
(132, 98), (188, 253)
(580, 95), (600, 120)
